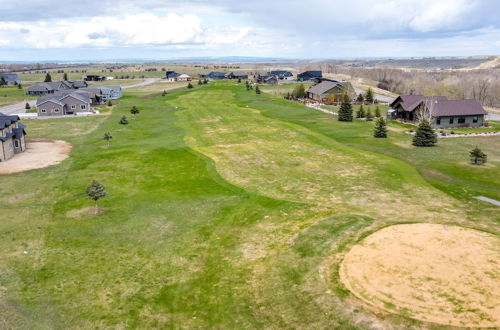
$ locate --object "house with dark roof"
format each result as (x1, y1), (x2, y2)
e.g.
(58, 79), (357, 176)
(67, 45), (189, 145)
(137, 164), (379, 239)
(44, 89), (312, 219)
(270, 71), (294, 81)
(0, 112), (26, 162)
(390, 95), (488, 128)
(307, 79), (355, 102)
(199, 72), (226, 80)
(0, 73), (21, 85)
(36, 93), (91, 116)
(225, 72), (249, 79)
(165, 71), (181, 82)
(253, 73), (278, 85)
(26, 80), (87, 96)
(297, 71), (322, 81)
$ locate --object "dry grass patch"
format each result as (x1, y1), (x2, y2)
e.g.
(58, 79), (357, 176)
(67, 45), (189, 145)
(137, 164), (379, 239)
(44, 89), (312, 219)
(0, 140), (71, 175)
(340, 223), (500, 327)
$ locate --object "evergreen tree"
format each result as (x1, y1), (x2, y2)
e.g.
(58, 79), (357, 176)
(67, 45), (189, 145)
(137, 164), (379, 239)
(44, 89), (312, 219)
(292, 84), (306, 99)
(119, 115), (129, 125)
(0, 77), (6, 86)
(255, 85), (261, 94)
(338, 94), (353, 122)
(237, 78), (241, 83)
(63, 72), (68, 80)
(130, 106), (140, 118)
(86, 180), (107, 215)
(25, 102), (31, 110)
(203, 78), (208, 84)
(162, 90), (167, 96)
(366, 108), (373, 121)
(18, 83), (22, 89)
(365, 88), (374, 103)
(356, 93), (364, 103)
(187, 83), (194, 89)
(198, 79), (203, 85)
(412, 120), (437, 147)
(373, 117), (387, 138)
(469, 146), (487, 165)
(103, 132), (112, 147)
(375, 105), (381, 117)
(44, 73), (52, 82)
(107, 100), (112, 107)
(356, 105), (365, 118)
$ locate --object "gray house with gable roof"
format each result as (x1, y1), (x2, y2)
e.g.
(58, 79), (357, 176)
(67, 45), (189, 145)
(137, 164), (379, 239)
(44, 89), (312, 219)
(0, 73), (21, 85)
(36, 93), (91, 116)
(0, 112), (26, 162)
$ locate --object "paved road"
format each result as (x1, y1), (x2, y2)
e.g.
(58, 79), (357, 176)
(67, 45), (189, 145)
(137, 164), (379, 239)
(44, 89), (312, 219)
(0, 100), (36, 115)
(354, 87), (395, 104)
(122, 78), (161, 89)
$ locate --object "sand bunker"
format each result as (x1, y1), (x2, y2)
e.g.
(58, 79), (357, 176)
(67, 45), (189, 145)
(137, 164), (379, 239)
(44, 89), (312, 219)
(0, 139), (71, 174)
(339, 223), (499, 327)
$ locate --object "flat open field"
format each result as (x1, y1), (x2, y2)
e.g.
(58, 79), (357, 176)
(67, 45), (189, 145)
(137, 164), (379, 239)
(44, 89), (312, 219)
(0, 80), (498, 328)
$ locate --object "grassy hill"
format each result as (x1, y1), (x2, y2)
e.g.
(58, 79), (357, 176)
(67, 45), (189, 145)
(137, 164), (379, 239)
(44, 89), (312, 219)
(0, 80), (498, 328)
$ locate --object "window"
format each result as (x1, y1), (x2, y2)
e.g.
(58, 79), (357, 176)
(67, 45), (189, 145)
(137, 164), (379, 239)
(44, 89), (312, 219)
(81, 104), (86, 110)
(473, 116), (478, 123)
(41, 109), (46, 113)
(458, 116), (466, 124)
(436, 118), (441, 125)
(14, 140), (19, 148)
(54, 108), (59, 112)
(449, 117), (454, 124)
(71, 105), (76, 109)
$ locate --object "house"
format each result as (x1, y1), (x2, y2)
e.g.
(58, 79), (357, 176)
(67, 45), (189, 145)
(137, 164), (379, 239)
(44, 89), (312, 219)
(199, 72), (226, 80)
(253, 73), (278, 85)
(165, 71), (181, 82)
(307, 79), (355, 101)
(36, 93), (91, 116)
(0, 112), (26, 162)
(83, 75), (106, 81)
(297, 70), (322, 81)
(176, 74), (192, 82)
(96, 86), (122, 100)
(0, 73), (21, 85)
(270, 70), (294, 80)
(390, 95), (488, 128)
(26, 80), (87, 96)
(225, 72), (249, 80)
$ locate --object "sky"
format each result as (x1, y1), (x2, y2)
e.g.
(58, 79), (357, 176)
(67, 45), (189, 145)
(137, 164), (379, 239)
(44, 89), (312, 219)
(0, 0), (499, 61)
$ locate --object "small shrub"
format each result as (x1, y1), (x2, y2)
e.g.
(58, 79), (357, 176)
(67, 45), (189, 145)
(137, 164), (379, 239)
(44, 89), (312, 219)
(470, 146), (487, 165)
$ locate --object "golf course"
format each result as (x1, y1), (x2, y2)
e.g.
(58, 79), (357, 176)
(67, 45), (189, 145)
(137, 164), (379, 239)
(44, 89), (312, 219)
(1, 80), (498, 328)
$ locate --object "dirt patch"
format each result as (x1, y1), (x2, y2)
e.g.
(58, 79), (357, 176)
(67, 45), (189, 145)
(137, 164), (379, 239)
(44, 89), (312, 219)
(0, 139), (72, 175)
(339, 223), (500, 327)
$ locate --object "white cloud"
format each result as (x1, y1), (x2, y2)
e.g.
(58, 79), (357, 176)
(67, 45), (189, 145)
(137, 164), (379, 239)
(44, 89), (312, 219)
(0, 13), (250, 49)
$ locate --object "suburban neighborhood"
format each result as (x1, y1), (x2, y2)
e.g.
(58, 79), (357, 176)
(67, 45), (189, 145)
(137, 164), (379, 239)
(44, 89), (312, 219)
(0, 1), (499, 329)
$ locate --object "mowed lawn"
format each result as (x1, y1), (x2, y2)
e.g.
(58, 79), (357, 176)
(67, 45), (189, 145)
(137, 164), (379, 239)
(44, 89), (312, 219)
(0, 81), (498, 328)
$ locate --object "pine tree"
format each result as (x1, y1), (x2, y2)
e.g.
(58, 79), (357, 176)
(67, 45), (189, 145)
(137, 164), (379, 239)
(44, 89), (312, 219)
(469, 146), (487, 165)
(187, 83), (194, 89)
(365, 88), (374, 103)
(356, 93), (364, 103)
(107, 100), (112, 107)
(25, 102), (31, 110)
(255, 85), (261, 94)
(198, 79), (203, 85)
(375, 105), (381, 117)
(162, 90), (167, 96)
(366, 108), (373, 121)
(412, 120), (437, 147)
(338, 94), (353, 122)
(63, 72), (68, 80)
(356, 105), (365, 118)
(119, 115), (129, 125)
(373, 117), (387, 138)
(0, 77), (6, 86)
(203, 78), (208, 84)
(18, 83), (22, 89)
(103, 132), (112, 147)
(44, 73), (52, 82)
(86, 180), (107, 215)
(237, 78), (242, 83)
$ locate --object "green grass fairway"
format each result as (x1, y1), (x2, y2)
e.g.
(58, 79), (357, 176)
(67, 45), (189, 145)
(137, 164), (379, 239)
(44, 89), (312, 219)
(0, 81), (498, 328)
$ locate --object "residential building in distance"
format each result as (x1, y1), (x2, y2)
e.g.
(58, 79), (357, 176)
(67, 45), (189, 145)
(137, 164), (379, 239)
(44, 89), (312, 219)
(0, 112), (26, 162)
(0, 73), (21, 85)
(307, 79), (355, 102)
(83, 75), (106, 81)
(26, 80), (88, 96)
(176, 74), (192, 82)
(270, 70), (294, 80)
(36, 93), (91, 116)
(165, 71), (180, 82)
(225, 72), (249, 79)
(253, 73), (278, 85)
(390, 95), (488, 128)
(199, 72), (226, 79)
(297, 70), (323, 81)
